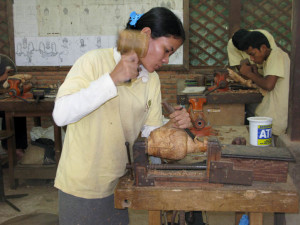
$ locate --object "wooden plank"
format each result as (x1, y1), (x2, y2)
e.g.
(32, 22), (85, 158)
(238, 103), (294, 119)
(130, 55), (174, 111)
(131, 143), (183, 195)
(221, 145), (294, 161)
(115, 175), (299, 213)
(206, 92), (263, 104)
(177, 92), (263, 105)
(0, 98), (55, 112)
(203, 103), (244, 126)
(222, 158), (288, 183)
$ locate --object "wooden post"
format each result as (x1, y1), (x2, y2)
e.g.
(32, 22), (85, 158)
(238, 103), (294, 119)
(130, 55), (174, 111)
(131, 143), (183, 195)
(288, 0), (300, 140)
(235, 212), (245, 225)
(53, 124), (62, 163)
(249, 213), (263, 225)
(148, 211), (161, 225)
(5, 112), (17, 189)
(229, 0), (242, 37)
(7, 0), (15, 62)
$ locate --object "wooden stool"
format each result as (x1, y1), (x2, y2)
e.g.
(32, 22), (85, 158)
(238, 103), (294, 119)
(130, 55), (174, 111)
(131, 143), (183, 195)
(0, 130), (28, 212)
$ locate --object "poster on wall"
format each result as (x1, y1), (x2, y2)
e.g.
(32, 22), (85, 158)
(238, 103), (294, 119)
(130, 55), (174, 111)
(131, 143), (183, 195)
(13, 0), (184, 66)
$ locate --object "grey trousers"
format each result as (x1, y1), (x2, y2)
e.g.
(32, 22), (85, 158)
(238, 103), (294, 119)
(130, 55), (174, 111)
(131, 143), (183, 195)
(58, 190), (129, 225)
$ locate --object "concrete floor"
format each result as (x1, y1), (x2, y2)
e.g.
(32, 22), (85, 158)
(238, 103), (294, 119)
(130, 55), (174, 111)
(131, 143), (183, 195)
(0, 134), (299, 225)
(0, 167), (58, 224)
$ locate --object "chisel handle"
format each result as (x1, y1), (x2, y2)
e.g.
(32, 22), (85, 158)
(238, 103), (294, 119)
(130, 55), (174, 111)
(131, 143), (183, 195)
(161, 100), (175, 114)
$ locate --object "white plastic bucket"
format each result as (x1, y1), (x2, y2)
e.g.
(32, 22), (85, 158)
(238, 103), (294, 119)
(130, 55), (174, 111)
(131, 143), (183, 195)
(247, 117), (272, 146)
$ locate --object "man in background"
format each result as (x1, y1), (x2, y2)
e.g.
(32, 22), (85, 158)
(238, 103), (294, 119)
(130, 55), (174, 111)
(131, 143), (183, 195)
(239, 31), (290, 143)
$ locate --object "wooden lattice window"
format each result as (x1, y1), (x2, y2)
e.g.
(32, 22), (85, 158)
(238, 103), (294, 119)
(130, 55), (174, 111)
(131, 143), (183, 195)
(189, 0), (229, 68)
(241, 0), (292, 54)
(189, 0), (292, 69)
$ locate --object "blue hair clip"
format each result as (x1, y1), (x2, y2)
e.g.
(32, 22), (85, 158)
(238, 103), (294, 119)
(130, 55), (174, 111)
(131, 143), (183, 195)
(129, 11), (143, 27)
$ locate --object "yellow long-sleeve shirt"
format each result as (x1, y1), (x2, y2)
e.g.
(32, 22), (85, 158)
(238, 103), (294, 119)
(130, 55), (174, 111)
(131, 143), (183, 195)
(54, 48), (163, 199)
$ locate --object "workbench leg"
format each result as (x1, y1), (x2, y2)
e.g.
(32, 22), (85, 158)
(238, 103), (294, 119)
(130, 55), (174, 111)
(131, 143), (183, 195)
(148, 210), (161, 225)
(53, 124), (62, 163)
(235, 212), (245, 225)
(5, 113), (17, 189)
(249, 212), (263, 225)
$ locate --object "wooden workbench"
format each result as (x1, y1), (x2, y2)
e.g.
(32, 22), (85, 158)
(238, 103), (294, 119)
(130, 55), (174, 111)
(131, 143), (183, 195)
(115, 174), (299, 225)
(176, 79), (263, 126)
(0, 97), (61, 189)
(114, 126), (299, 225)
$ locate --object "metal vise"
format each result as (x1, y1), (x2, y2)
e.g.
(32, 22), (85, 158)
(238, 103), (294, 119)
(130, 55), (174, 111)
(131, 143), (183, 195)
(7, 78), (33, 99)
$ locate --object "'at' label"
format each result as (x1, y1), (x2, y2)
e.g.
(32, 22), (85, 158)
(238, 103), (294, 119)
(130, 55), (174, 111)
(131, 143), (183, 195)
(257, 124), (272, 145)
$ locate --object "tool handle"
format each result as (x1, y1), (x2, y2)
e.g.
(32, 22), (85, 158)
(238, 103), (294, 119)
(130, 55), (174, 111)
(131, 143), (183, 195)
(161, 100), (175, 114)
(162, 100), (196, 140)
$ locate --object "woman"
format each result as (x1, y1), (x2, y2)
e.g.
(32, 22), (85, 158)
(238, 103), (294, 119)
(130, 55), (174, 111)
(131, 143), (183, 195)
(53, 7), (191, 225)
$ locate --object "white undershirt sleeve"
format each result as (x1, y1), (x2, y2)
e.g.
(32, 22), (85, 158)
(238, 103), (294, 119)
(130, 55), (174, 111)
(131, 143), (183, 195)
(52, 73), (117, 127)
(141, 125), (160, 138)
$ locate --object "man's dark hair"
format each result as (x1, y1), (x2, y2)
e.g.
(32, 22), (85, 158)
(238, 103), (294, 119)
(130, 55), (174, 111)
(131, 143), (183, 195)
(239, 31), (270, 51)
(232, 29), (250, 50)
(125, 7), (185, 42)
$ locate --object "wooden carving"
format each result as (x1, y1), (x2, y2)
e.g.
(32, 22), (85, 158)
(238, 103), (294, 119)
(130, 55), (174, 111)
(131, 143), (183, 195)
(147, 127), (207, 160)
(227, 68), (267, 96)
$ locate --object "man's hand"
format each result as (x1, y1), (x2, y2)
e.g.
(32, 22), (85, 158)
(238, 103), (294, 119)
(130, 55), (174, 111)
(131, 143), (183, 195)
(239, 63), (253, 78)
(251, 64), (258, 74)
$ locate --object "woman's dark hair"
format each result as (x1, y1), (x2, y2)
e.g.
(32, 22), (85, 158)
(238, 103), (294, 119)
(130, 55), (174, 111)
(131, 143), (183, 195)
(232, 29), (250, 50)
(239, 31), (270, 51)
(125, 7), (185, 42)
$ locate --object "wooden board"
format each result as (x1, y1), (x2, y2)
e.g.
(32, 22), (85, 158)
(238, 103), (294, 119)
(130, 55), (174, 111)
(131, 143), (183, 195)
(115, 175), (299, 213)
(222, 145), (295, 161)
(214, 125), (250, 145)
(203, 104), (245, 126)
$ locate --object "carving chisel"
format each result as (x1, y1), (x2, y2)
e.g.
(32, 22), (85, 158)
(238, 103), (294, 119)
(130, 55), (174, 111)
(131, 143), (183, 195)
(161, 100), (196, 140)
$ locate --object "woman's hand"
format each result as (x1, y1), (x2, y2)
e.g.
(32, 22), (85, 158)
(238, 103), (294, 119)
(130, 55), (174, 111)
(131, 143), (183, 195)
(166, 106), (192, 129)
(110, 51), (139, 85)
